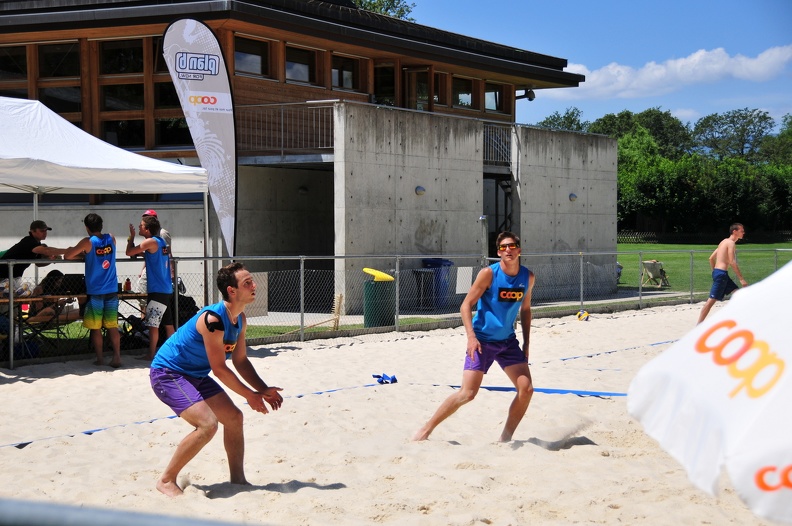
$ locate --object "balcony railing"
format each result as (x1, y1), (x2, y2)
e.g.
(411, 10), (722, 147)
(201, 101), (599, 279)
(236, 102), (514, 167)
(236, 102), (335, 156)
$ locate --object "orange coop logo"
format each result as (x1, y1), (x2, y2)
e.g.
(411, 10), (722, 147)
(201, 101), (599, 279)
(755, 464), (792, 491)
(188, 95), (218, 105)
(694, 320), (785, 398)
(498, 289), (524, 301)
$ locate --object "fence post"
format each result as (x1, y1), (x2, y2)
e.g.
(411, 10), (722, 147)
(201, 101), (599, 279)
(299, 256), (305, 342)
(394, 256), (401, 332)
(689, 251), (694, 304)
(579, 252), (584, 310)
(479, 215), (488, 268)
(638, 251), (644, 309)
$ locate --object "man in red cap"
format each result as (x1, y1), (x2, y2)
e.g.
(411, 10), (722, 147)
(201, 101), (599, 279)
(1, 220), (68, 289)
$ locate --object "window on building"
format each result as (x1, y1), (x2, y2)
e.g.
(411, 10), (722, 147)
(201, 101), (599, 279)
(153, 37), (169, 73)
(0, 46), (27, 80)
(452, 77), (474, 108)
(332, 55), (359, 90)
(404, 68), (429, 111)
(433, 73), (448, 105)
(155, 118), (193, 147)
(374, 63), (396, 106)
(0, 88), (28, 99)
(235, 36), (270, 77)
(154, 82), (180, 109)
(485, 83), (504, 112)
(38, 43), (80, 78)
(285, 46), (316, 84)
(102, 120), (145, 148)
(101, 84), (145, 111)
(100, 40), (144, 75)
(39, 87), (82, 113)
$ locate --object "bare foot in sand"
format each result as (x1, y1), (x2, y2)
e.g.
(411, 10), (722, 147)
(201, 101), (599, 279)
(157, 478), (184, 497)
(93, 359), (104, 366)
(110, 361), (122, 368)
(411, 427), (431, 441)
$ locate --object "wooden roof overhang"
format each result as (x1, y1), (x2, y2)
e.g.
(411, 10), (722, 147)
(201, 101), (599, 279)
(0, 0), (584, 91)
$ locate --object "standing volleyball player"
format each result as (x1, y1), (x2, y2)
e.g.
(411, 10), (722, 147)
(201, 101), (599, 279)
(413, 231), (535, 442)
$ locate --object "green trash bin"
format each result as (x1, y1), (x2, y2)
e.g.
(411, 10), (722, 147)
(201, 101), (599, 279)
(363, 280), (395, 328)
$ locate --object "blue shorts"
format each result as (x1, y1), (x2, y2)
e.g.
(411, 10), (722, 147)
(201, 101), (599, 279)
(464, 336), (527, 373)
(150, 367), (223, 416)
(709, 269), (739, 301)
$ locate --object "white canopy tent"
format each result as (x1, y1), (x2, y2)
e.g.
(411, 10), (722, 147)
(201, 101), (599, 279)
(0, 96), (208, 198)
(0, 96), (211, 259)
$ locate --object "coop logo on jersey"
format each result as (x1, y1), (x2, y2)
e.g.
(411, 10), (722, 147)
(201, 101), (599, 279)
(175, 52), (219, 79)
(224, 341), (237, 354)
(95, 245), (113, 256)
(498, 287), (524, 302)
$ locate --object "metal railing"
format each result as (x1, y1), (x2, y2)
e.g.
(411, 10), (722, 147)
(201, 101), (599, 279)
(3, 248), (791, 368)
(235, 101), (515, 167)
(236, 102), (335, 156)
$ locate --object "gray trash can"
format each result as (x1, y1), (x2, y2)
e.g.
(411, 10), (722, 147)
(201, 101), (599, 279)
(363, 280), (395, 328)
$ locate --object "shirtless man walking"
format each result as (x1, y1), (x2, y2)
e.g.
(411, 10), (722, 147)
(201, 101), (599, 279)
(697, 223), (748, 325)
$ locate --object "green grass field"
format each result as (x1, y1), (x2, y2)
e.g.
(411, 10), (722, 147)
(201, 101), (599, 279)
(617, 242), (792, 293)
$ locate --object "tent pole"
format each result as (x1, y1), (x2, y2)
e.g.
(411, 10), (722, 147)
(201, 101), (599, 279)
(203, 192), (210, 307)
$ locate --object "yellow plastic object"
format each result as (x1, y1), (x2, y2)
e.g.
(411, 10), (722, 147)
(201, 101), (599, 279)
(363, 267), (395, 282)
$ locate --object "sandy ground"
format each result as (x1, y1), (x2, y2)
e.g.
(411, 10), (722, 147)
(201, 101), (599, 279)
(0, 302), (770, 525)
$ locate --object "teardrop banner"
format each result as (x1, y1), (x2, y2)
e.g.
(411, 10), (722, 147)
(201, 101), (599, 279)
(163, 19), (237, 256)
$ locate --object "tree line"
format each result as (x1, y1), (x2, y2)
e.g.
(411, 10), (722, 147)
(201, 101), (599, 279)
(533, 107), (792, 234)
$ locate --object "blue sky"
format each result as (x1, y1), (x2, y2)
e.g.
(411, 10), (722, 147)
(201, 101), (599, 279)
(412, 0), (792, 130)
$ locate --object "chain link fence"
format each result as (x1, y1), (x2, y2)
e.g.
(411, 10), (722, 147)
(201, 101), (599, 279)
(3, 248), (791, 367)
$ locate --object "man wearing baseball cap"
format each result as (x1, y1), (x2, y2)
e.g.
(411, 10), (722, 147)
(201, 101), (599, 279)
(130, 209), (172, 312)
(0, 220), (68, 282)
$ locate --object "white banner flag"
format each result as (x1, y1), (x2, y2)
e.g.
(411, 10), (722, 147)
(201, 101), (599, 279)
(163, 19), (237, 256)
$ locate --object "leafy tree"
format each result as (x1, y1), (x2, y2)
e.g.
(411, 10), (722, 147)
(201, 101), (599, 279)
(533, 107), (590, 132)
(634, 107), (693, 160)
(589, 108), (692, 160)
(353, 0), (416, 21)
(588, 110), (638, 139)
(759, 113), (792, 165)
(616, 126), (662, 228)
(692, 108), (775, 162)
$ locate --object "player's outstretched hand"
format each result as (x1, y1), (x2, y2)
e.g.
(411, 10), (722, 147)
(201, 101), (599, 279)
(262, 386), (284, 411)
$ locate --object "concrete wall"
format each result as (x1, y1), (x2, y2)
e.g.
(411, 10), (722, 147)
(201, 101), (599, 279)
(334, 104), (486, 313)
(235, 165), (334, 269)
(515, 127), (618, 299)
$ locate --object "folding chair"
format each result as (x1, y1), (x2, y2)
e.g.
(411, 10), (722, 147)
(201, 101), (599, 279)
(641, 261), (670, 288)
(20, 301), (72, 353)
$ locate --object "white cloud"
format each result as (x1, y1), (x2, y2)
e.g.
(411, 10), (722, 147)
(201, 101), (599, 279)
(548, 44), (792, 100)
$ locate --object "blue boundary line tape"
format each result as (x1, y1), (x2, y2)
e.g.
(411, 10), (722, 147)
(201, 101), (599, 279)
(2, 339), (674, 450)
(448, 385), (626, 398)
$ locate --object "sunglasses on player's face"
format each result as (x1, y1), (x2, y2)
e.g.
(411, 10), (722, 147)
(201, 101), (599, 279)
(497, 242), (520, 251)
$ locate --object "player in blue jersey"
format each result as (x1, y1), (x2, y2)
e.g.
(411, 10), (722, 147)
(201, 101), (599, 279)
(413, 232), (535, 442)
(149, 262), (283, 497)
(126, 214), (175, 359)
(65, 213), (121, 368)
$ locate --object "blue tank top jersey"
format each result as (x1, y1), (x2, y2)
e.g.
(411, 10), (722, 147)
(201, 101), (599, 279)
(151, 300), (241, 378)
(143, 236), (172, 294)
(85, 233), (118, 295)
(472, 262), (530, 342)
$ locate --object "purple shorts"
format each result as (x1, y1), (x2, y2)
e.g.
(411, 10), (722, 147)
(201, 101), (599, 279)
(464, 336), (527, 373)
(150, 367), (223, 416)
